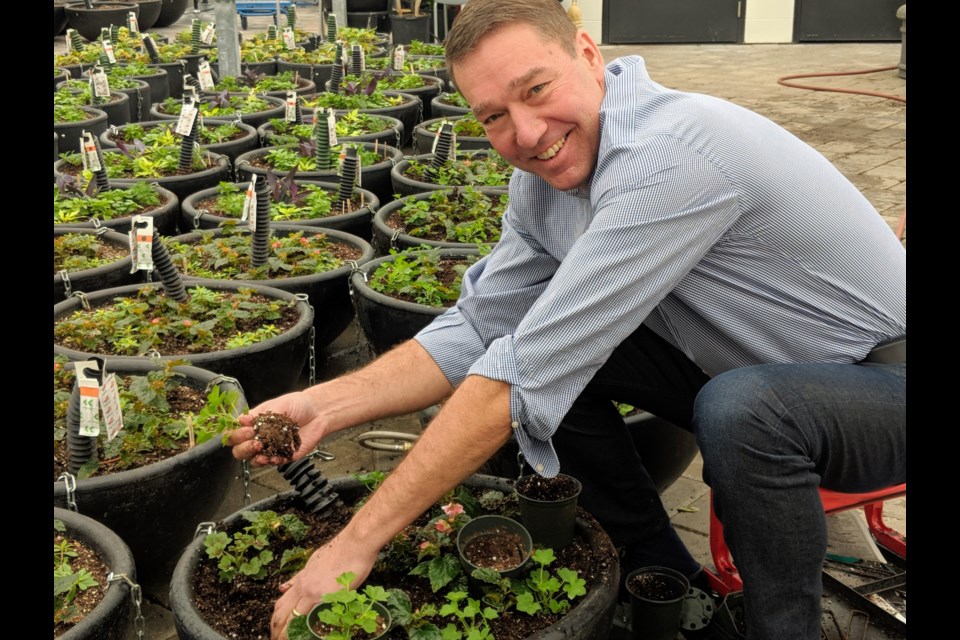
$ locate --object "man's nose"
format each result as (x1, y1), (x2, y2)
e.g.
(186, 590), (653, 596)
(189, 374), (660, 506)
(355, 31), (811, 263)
(512, 105), (546, 150)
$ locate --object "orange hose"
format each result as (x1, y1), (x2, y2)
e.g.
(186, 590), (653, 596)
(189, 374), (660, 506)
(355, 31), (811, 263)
(777, 66), (906, 103)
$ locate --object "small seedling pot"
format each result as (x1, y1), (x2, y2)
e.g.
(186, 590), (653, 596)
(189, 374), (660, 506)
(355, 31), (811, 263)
(456, 514), (533, 581)
(624, 566), (690, 640)
(304, 600), (392, 640)
(515, 473), (582, 550)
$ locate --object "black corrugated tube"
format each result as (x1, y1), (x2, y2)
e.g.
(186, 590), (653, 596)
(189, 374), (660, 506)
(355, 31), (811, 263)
(190, 19), (202, 54)
(142, 34), (160, 63)
(350, 45), (363, 76)
(65, 358), (105, 475)
(337, 146), (358, 205)
(183, 73), (203, 93)
(279, 458), (340, 514)
(110, 24), (120, 44)
(286, 5), (297, 30)
(326, 15), (337, 42)
(250, 177), (272, 268)
(429, 122), (455, 175)
(68, 29), (85, 53)
(178, 97), (199, 173)
(150, 235), (190, 302)
(267, 24), (277, 40)
(314, 112), (333, 170)
(88, 131), (111, 192)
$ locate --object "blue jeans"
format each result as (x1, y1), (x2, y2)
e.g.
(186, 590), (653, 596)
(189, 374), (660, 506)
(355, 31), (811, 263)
(694, 361), (906, 640)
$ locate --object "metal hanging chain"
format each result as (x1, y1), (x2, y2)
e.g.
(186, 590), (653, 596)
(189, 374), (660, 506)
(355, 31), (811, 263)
(71, 291), (91, 311)
(194, 522), (216, 538)
(241, 459), (252, 506)
(145, 349), (162, 361)
(59, 270), (72, 298)
(107, 573), (145, 639)
(207, 374), (244, 399)
(57, 473), (78, 512)
(515, 450), (526, 481)
(294, 293), (316, 386)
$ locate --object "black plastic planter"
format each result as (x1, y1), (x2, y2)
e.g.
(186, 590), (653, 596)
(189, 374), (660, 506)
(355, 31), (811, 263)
(55, 507), (136, 640)
(131, 0), (161, 30)
(179, 181), (380, 240)
(390, 151), (510, 198)
(64, 2), (139, 42)
(390, 12), (430, 45)
(169, 224), (375, 352)
(153, 0), (189, 27)
(414, 115), (492, 154)
(54, 227), (143, 304)
(430, 93), (471, 119)
(170, 474), (620, 640)
(211, 59), (280, 79)
(100, 118), (259, 163)
(306, 601), (392, 640)
(55, 106), (108, 154)
(53, 182), (180, 237)
(625, 566), (690, 640)
(53, 279), (314, 406)
(456, 514), (533, 580)
(257, 113), (405, 151)
(234, 142), (403, 207)
(118, 64), (168, 104)
(349, 248), (480, 354)
(53, 361), (246, 603)
(150, 95), (287, 130)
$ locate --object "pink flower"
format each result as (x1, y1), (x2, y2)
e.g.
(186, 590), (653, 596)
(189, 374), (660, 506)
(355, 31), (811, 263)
(434, 519), (452, 534)
(419, 541), (432, 550)
(182, 319), (193, 327)
(441, 503), (464, 518)
(150, 318), (161, 325)
(272, 240), (282, 249)
(299, 236), (310, 246)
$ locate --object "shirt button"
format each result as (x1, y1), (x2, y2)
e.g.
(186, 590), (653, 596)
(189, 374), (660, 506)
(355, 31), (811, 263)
(536, 464), (544, 472)
(511, 421), (520, 428)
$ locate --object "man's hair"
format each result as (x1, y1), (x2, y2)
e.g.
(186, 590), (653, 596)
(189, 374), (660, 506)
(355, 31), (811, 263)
(445, 0), (578, 89)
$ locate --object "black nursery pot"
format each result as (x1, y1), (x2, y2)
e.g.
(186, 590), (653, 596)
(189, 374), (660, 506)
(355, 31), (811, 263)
(515, 473), (582, 550)
(55, 507), (136, 640)
(53, 361), (247, 603)
(456, 514), (533, 581)
(54, 228), (143, 304)
(625, 566), (690, 640)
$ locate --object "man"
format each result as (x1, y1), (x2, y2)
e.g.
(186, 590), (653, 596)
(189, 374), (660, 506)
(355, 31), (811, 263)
(226, 1), (906, 638)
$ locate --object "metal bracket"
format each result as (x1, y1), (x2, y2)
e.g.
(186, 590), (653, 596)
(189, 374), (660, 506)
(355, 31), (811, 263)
(57, 473), (78, 512)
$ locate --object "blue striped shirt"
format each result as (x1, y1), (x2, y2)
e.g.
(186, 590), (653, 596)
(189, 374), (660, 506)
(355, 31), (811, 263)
(415, 56), (906, 476)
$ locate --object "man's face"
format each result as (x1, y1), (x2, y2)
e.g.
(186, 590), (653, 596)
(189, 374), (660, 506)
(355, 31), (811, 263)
(453, 23), (606, 192)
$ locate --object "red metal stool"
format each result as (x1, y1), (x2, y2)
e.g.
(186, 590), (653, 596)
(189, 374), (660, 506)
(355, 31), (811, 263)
(704, 483), (907, 595)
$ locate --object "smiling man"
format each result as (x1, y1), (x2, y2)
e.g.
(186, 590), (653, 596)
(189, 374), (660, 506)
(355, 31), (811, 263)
(225, 1), (905, 638)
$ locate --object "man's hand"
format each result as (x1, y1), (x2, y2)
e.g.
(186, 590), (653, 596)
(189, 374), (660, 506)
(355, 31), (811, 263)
(270, 535), (378, 640)
(224, 391), (327, 466)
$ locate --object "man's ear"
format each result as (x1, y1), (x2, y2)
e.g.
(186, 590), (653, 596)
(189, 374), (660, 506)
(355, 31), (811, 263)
(575, 29), (605, 76)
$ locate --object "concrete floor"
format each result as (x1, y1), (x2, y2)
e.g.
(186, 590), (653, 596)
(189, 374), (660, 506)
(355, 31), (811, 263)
(53, 6), (906, 639)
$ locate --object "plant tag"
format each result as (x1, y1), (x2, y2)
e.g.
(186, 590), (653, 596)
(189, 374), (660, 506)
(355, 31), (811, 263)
(176, 98), (199, 136)
(393, 45), (406, 71)
(243, 175), (258, 230)
(201, 24), (215, 45)
(129, 215), (155, 272)
(282, 27), (296, 51)
(99, 372), (124, 442)
(81, 132), (102, 172)
(285, 91), (297, 121)
(92, 68), (111, 98)
(127, 12), (139, 35)
(76, 361), (102, 438)
(198, 59), (215, 90)
(327, 108), (338, 146)
(102, 40), (117, 64)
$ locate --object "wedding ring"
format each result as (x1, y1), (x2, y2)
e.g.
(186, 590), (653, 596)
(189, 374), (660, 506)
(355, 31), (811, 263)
(291, 609), (303, 617)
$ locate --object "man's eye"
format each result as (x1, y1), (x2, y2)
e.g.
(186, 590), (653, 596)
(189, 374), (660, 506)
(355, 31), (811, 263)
(484, 114), (502, 125)
(531, 83), (546, 95)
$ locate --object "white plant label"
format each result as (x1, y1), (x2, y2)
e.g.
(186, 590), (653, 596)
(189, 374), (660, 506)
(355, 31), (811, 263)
(76, 360), (102, 438)
(127, 12), (139, 35)
(327, 109), (338, 146)
(243, 175), (258, 230)
(198, 59), (215, 90)
(129, 215), (155, 272)
(285, 91), (297, 121)
(92, 68), (111, 98)
(81, 132), (101, 172)
(102, 40), (117, 64)
(201, 24), (215, 45)
(100, 372), (124, 442)
(176, 99), (199, 136)
(393, 45), (406, 70)
(282, 27), (296, 50)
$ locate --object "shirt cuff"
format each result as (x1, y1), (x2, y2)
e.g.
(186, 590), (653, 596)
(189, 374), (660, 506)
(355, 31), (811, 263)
(468, 335), (561, 477)
(414, 307), (487, 388)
